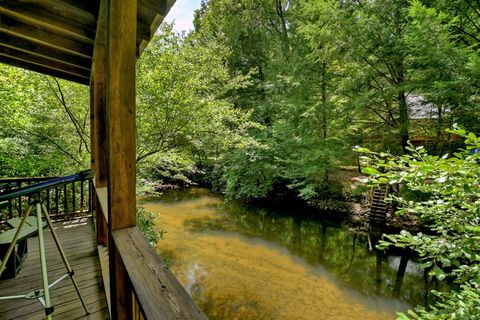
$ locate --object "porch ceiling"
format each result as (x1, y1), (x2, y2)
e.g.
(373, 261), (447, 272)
(0, 0), (173, 85)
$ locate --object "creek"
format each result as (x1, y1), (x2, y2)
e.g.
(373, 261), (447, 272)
(140, 188), (439, 320)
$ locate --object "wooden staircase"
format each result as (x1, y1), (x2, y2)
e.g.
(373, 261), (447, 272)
(368, 184), (390, 224)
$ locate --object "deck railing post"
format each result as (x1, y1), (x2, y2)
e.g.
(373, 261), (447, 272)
(55, 187), (59, 216)
(7, 186), (12, 218)
(72, 182), (76, 214)
(80, 180), (84, 211)
(63, 184), (67, 214)
(18, 189), (22, 218)
(46, 189), (50, 214)
(88, 180), (93, 214)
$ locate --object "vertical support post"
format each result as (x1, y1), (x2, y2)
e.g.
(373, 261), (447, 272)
(90, 69), (96, 177)
(92, 1), (108, 188)
(72, 182), (76, 214)
(63, 184), (67, 214)
(106, 0), (137, 318)
(88, 180), (93, 213)
(55, 187), (59, 216)
(92, 0), (109, 248)
(7, 187), (12, 218)
(80, 180), (84, 211)
(106, 0), (137, 231)
(96, 206), (106, 245)
(46, 189), (51, 214)
(18, 182), (22, 216)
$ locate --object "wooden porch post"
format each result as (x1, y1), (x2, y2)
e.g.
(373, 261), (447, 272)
(92, 0), (108, 247)
(106, 0), (137, 319)
(92, 53), (108, 188)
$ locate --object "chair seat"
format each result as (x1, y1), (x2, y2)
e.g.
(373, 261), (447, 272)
(0, 216), (46, 244)
(0, 215), (47, 279)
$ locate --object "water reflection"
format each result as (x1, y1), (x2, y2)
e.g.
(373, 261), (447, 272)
(140, 188), (442, 320)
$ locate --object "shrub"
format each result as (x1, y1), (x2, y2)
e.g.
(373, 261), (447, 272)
(357, 129), (480, 319)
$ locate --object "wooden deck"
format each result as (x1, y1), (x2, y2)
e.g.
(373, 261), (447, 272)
(0, 217), (109, 319)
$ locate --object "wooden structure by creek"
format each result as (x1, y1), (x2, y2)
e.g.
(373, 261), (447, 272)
(0, 1), (208, 319)
(368, 184), (393, 224)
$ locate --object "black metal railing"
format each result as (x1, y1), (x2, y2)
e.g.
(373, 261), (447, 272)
(0, 171), (94, 223)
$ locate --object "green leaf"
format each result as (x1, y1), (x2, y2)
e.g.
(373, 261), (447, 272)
(439, 256), (451, 267)
(362, 167), (379, 175)
(419, 261), (433, 269)
(433, 266), (446, 281)
(354, 147), (372, 153)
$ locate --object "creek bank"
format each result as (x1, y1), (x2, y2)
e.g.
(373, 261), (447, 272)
(138, 164), (424, 232)
(140, 181), (422, 236)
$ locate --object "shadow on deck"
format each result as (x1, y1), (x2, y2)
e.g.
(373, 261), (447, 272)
(0, 218), (109, 319)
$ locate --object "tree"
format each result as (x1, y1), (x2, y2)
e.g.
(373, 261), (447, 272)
(135, 25), (253, 186)
(406, 1), (480, 144)
(0, 64), (90, 176)
(339, 0), (413, 151)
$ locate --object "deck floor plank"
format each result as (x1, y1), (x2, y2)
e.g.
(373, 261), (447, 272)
(0, 217), (109, 319)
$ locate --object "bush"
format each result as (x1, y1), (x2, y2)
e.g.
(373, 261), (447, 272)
(357, 129), (480, 319)
(136, 207), (164, 245)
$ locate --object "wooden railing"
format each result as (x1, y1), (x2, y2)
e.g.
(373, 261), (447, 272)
(93, 185), (207, 320)
(0, 175), (93, 222)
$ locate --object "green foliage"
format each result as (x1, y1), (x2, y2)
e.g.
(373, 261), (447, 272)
(358, 130), (480, 319)
(137, 151), (199, 193)
(0, 8), (479, 319)
(148, 0), (480, 206)
(406, 1), (480, 138)
(189, 0), (354, 201)
(221, 140), (276, 200)
(136, 25), (254, 190)
(0, 65), (90, 177)
(136, 207), (164, 245)
(136, 25), (247, 163)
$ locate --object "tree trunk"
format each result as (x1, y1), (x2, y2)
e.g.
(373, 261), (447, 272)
(393, 254), (409, 298)
(435, 105), (443, 153)
(275, 0), (289, 58)
(398, 90), (409, 152)
(321, 62), (328, 140)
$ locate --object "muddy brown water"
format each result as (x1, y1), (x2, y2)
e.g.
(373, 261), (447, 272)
(141, 188), (437, 320)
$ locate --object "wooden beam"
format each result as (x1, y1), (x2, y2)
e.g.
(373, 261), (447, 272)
(136, 0), (173, 56)
(31, 0), (98, 27)
(0, 44), (90, 78)
(0, 15), (93, 59)
(137, 13), (164, 56)
(0, 4), (96, 44)
(139, 0), (168, 15)
(106, 0), (137, 318)
(137, 2), (158, 27)
(46, 0), (100, 15)
(0, 32), (92, 70)
(92, 0), (108, 188)
(90, 70), (96, 176)
(0, 55), (89, 85)
(136, 21), (151, 43)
